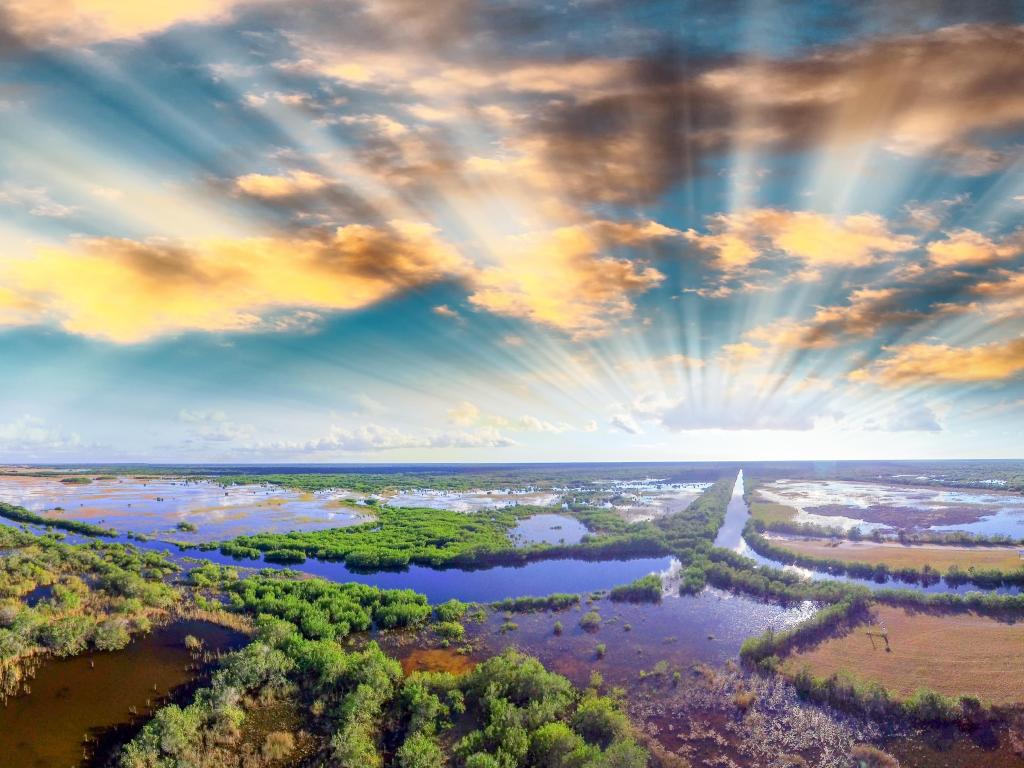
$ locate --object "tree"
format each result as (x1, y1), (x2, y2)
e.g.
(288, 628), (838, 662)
(396, 732), (444, 768)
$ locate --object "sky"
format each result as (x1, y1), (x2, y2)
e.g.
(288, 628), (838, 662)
(0, 0), (1022, 463)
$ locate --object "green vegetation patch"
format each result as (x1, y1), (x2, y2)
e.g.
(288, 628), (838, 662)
(226, 574), (432, 638)
(0, 501), (116, 537)
(491, 594), (581, 613)
(219, 505), (533, 570)
(609, 574), (663, 603)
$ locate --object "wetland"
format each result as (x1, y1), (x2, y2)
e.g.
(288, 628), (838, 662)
(1, 461), (1023, 767)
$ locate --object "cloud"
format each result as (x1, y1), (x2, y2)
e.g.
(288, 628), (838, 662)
(0, 284), (40, 328)
(742, 265), (993, 352)
(693, 25), (1024, 174)
(973, 270), (1024, 318)
(0, 414), (81, 452)
(615, 389), (821, 432)
(658, 400), (816, 431)
(179, 409), (253, 442)
(510, 24), (1024, 207)
(468, 220), (671, 338)
(280, 36), (631, 101)
(243, 91), (336, 111)
(0, 185), (78, 218)
(432, 304), (461, 320)
(353, 394), (388, 415)
(719, 341), (763, 364)
(927, 228), (1022, 267)
(446, 400), (572, 433)
(885, 404), (942, 432)
(304, 423), (515, 451)
(684, 209), (917, 275)
(1, 220), (467, 342)
(0, 215), (684, 342)
(234, 170), (331, 199)
(851, 338), (1024, 385)
(447, 401), (480, 426)
(745, 287), (934, 350)
(903, 195), (970, 231)
(610, 413), (641, 434)
(1, 0), (247, 47)
(514, 415), (571, 434)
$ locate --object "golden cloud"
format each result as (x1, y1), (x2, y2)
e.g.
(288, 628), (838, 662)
(685, 209), (917, 274)
(235, 170), (331, 199)
(467, 221), (671, 338)
(505, 24), (1024, 209)
(851, 338), (1024, 385)
(745, 287), (930, 351)
(698, 24), (1024, 173)
(2, 0), (246, 46)
(927, 229), (1021, 267)
(0, 285), (38, 327)
(719, 341), (763, 364)
(285, 40), (631, 100)
(973, 270), (1024, 318)
(2, 220), (467, 343)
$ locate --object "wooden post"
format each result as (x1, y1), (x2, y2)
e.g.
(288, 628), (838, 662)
(865, 630), (890, 652)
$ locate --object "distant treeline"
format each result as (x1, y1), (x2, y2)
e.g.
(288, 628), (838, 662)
(750, 517), (1024, 546)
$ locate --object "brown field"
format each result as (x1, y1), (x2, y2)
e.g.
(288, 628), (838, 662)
(783, 604), (1024, 705)
(769, 536), (1024, 573)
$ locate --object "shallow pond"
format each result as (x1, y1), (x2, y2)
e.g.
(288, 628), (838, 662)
(385, 488), (561, 511)
(0, 619), (247, 768)
(757, 479), (1024, 538)
(565, 480), (711, 523)
(510, 513), (588, 546)
(0, 475), (368, 541)
(468, 587), (816, 688)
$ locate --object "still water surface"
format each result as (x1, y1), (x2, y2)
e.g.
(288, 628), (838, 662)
(0, 619), (247, 768)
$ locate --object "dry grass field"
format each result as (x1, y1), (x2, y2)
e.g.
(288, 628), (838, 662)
(783, 604), (1024, 705)
(770, 536), (1024, 573)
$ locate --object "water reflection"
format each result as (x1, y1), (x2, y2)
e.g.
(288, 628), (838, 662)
(0, 620), (246, 768)
(468, 587), (816, 688)
(0, 476), (368, 542)
(757, 479), (1024, 538)
(510, 513), (588, 546)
